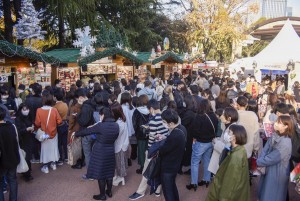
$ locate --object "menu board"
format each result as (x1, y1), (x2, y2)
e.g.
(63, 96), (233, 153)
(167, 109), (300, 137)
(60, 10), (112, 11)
(16, 67), (52, 89)
(57, 67), (80, 91)
(16, 68), (36, 88)
(117, 66), (133, 80)
(81, 63), (117, 75)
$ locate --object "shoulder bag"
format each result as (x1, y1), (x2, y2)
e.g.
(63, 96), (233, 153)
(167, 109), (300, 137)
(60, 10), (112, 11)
(13, 124), (29, 173)
(205, 113), (216, 134)
(36, 108), (52, 142)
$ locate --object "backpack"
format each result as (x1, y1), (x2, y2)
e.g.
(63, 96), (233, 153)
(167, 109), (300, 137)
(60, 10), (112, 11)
(77, 102), (94, 127)
(291, 124), (300, 163)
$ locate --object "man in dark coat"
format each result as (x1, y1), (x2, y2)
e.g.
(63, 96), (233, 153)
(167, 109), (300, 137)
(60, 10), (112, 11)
(160, 109), (187, 201)
(0, 107), (20, 201)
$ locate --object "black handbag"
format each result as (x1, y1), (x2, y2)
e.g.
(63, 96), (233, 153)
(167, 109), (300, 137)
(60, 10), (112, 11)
(143, 154), (161, 180)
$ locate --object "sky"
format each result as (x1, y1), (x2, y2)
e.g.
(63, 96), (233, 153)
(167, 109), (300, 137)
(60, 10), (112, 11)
(288, 0), (300, 17)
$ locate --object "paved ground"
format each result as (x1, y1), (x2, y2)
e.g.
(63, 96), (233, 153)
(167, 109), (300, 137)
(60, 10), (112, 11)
(4, 160), (300, 201)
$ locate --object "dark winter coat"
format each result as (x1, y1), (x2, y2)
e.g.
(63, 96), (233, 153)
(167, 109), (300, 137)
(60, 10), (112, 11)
(15, 114), (33, 161)
(3, 97), (17, 112)
(190, 112), (218, 143)
(25, 95), (42, 123)
(0, 122), (20, 171)
(181, 109), (196, 166)
(75, 118), (119, 180)
(0, 104), (12, 123)
(132, 109), (150, 140)
(159, 124), (187, 174)
(77, 99), (97, 128)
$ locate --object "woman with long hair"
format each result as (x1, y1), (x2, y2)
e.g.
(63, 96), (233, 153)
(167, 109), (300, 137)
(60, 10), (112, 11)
(257, 115), (294, 201)
(187, 99), (218, 191)
(111, 102), (129, 186)
(203, 89), (216, 112)
(120, 92), (135, 166)
(215, 90), (230, 110)
(155, 79), (164, 101)
(35, 93), (62, 174)
(164, 85), (174, 101)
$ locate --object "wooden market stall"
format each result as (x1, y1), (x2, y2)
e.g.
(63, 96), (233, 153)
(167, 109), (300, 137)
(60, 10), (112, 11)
(78, 47), (143, 82)
(151, 51), (184, 80)
(0, 40), (59, 89)
(45, 48), (81, 91)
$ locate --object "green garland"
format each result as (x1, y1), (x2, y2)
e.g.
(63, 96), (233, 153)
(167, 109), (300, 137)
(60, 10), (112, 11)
(0, 40), (60, 65)
(152, 51), (183, 64)
(78, 47), (143, 66)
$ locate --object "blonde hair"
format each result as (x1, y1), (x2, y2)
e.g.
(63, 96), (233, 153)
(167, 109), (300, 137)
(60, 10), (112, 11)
(164, 85), (174, 101)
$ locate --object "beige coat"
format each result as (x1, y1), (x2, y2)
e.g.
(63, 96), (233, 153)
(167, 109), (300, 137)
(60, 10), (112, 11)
(237, 110), (260, 158)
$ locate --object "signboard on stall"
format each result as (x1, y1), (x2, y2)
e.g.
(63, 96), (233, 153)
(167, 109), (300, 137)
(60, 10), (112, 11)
(0, 75), (8, 83)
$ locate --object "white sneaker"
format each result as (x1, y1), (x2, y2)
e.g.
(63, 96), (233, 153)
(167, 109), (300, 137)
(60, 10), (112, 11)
(41, 166), (49, 174)
(50, 162), (57, 170)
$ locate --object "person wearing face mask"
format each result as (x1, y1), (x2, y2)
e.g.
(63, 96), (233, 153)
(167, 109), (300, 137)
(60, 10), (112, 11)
(15, 103), (34, 182)
(257, 115), (293, 201)
(74, 107), (119, 200)
(208, 107), (239, 175)
(18, 84), (26, 103)
(206, 125), (250, 201)
(0, 89), (17, 113)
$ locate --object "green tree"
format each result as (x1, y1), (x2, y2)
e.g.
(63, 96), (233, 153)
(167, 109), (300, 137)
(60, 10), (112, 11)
(185, 0), (252, 62)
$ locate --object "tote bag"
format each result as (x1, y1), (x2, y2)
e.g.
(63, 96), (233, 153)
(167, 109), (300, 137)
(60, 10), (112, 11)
(36, 108), (52, 142)
(67, 135), (82, 166)
(13, 125), (29, 173)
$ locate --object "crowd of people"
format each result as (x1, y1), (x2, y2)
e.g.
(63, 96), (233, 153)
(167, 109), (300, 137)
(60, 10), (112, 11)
(0, 69), (299, 201)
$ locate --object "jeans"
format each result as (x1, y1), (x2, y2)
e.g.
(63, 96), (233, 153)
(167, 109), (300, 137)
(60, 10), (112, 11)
(191, 141), (213, 184)
(82, 135), (94, 168)
(0, 168), (18, 201)
(57, 122), (68, 160)
(161, 172), (179, 201)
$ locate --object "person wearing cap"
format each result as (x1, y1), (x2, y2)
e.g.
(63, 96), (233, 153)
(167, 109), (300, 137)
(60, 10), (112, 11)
(18, 84), (26, 103)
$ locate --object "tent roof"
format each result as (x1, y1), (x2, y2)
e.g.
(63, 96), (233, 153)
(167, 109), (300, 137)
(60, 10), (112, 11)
(253, 19), (300, 65)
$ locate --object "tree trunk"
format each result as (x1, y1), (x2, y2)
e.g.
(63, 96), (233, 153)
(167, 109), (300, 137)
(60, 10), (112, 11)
(58, 15), (65, 47)
(13, 0), (24, 45)
(3, 0), (13, 42)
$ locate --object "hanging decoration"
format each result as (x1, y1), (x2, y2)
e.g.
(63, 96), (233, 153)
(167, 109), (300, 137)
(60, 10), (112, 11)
(73, 26), (96, 57)
(163, 37), (170, 50)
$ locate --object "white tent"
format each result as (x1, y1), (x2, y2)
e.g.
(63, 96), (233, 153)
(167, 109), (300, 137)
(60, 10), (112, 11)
(253, 19), (300, 69)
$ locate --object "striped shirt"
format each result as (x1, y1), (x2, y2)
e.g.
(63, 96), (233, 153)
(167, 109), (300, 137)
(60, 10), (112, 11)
(148, 113), (169, 149)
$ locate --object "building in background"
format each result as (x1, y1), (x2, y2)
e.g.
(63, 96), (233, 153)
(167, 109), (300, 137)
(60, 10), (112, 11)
(287, 7), (293, 16)
(262, 0), (287, 18)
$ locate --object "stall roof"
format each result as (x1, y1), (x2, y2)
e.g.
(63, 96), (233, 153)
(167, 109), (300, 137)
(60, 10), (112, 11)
(152, 51), (183, 64)
(44, 48), (81, 63)
(78, 48), (144, 66)
(136, 52), (152, 63)
(0, 40), (60, 65)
